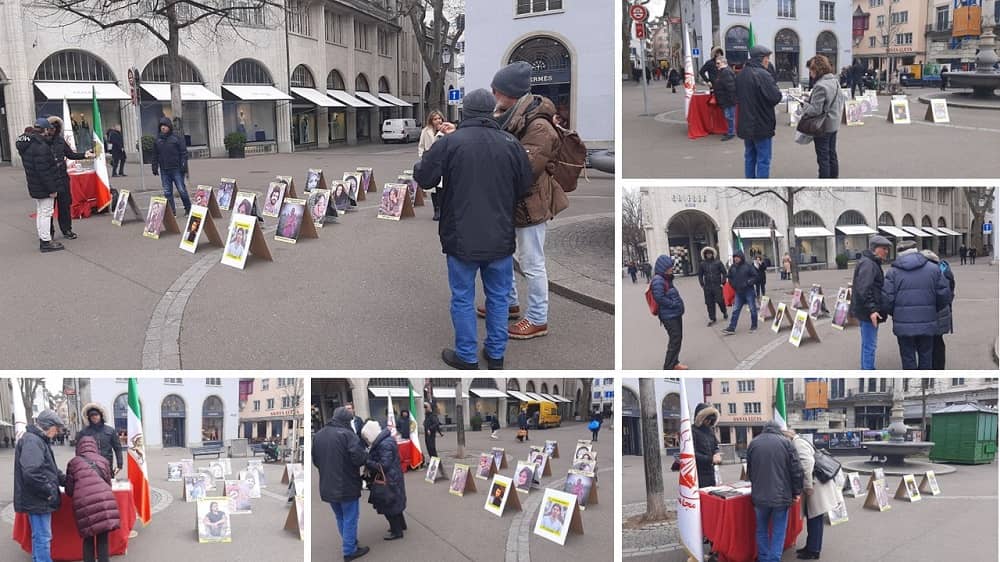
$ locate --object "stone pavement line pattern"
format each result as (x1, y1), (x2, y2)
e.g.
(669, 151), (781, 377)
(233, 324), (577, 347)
(621, 501), (684, 558)
(0, 486), (173, 525)
(734, 315), (834, 370)
(542, 212), (615, 314)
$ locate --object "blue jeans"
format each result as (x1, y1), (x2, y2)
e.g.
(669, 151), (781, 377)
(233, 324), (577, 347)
(860, 320), (879, 369)
(813, 131), (839, 178)
(159, 169), (191, 215)
(28, 513), (52, 562)
(805, 513), (824, 553)
(743, 137), (774, 178)
(447, 254), (514, 363)
(723, 106), (736, 136)
(330, 499), (360, 557)
(727, 287), (758, 331)
(754, 505), (789, 562)
(897, 335), (933, 370)
(509, 222), (548, 325)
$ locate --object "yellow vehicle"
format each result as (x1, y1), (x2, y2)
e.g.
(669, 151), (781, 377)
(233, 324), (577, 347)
(525, 401), (561, 428)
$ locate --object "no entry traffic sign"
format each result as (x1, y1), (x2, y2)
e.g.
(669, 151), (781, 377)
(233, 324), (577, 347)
(630, 4), (648, 22)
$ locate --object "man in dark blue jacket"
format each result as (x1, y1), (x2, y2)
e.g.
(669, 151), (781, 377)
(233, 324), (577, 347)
(151, 117), (191, 216)
(107, 124), (126, 177)
(883, 241), (952, 369)
(852, 235), (891, 369)
(414, 88), (532, 370)
(746, 421), (804, 562)
(17, 119), (66, 252)
(722, 250), (759, 334)
(313, 407), (369, 561)
(14, 410), (67, 562)
(651, 254), (687, 369)
(735, 45), (783, 178)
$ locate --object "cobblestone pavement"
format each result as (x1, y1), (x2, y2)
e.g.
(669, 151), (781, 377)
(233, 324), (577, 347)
(544, 213), (614, 313)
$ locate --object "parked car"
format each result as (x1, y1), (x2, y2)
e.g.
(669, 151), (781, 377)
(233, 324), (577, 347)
(381, 118), (421, 143)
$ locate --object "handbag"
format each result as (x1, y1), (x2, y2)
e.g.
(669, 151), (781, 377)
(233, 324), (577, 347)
(795, 112), (827, 137)
(368, 464), (397, 507)
(812, 446), (842, 483)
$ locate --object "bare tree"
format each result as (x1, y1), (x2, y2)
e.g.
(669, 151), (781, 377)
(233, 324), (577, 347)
(707, 0), (721, 53)
(962, 187), (995, 254)
(727, 187), (813, 285)
(454, 379), (466, 459)
(278, 377), (304, 462)
(397, 0), (464, 114)
(639, 378), (667, 521)
(38, 0), (281, 138)
(623, 188), (646, 263)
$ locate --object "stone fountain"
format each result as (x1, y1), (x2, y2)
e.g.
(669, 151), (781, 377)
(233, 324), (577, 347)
(947, 21), (1000, 98)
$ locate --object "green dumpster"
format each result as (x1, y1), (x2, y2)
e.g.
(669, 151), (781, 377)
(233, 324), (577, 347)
(929, 403), (997, 464)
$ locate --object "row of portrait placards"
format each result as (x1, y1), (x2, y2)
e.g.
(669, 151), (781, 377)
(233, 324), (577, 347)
(756, 284), (864, 349)
(825, 469), (942, 525)
(787, 89), (950, 127)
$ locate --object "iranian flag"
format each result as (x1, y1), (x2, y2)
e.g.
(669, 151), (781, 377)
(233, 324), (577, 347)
(677, 380), (703, 561)
(749, 21), (757, 49)
(127, 378), (152, 525)
(774, 378), (788, 430)
(90, 86), (113, 212)
(408, 381), (423, 469)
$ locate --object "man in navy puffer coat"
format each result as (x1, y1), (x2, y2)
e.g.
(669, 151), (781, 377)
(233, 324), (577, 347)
(882, 241), (952, 369)
(722, 250), (759, 335)
(651, 255), (687, 369)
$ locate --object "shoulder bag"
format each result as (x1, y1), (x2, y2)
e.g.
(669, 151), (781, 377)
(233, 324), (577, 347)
(812, 445), (842, 483)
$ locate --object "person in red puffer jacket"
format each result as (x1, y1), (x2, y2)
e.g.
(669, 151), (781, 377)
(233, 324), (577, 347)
(65, 436), (121, 562)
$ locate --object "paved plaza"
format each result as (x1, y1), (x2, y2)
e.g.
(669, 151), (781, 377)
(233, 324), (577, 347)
(620, 81), (1000, 179)
(622, 263), (999, 370)
(621, 452), (999, 562)
(311, 421), (614, 562)
(0, 444), (301, 561)
(0, 143), (613, 370)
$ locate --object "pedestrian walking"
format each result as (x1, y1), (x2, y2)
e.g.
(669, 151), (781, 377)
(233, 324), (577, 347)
(850, 59), (867, 98)
(852, 235), (891, 369)
(151, 117), (191, 217)
(107, 124), (126, 177)
(651, 254), (688, 369)
(360, 421), (408, 541)
(48, 116), (91, 241)
(940, 67), (948, 91)
(969, 247), (977, 264)
(65, 436), (121, 562)
(414, 88), (533, 370)
(785, 430), (840, 560)
(77, 403), (123, 477)
(714, 57), (737, 141)
(800, 55), (844, 179)
(735, 45), (783, 178)
(418, 110), (447, 221)
(882, 241), (952, 369)
(313, 406), (370, 561)
(746, 421), (804, 562)
(722, 250), (759, 334)
(641, 261), (652, 281)
(753, 254), (768, 298)
(920, 250), (955, 370)
(517, 408), (530, 441)
(423, 403), (443, 457)
(959, 245), (967, 265)
(667, 68), (680, 93)
(490, 417), (501, 440)
(697, 247), (728, 326)
(14, 410), (67, 562)
(589, 409), (603, 441)
(628, 262), (638, 284)
(17, 119), (74, 253)
(693, 403), (721, 488)
(782, 252), (792, 280)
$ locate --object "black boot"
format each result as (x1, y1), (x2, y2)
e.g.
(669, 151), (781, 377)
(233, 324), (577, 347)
(432, 208), (440, 221)
(441, 349), (478, 370)
(481, 348), (504, 370)
(40, 239), (65, 253)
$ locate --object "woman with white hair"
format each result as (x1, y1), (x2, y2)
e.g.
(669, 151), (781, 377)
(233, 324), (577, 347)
(361, 421), (408, 540)
(784, 429), (842, 560)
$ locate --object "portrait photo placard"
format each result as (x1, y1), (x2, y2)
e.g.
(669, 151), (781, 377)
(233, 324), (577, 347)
(528, 450), (552, 482)
(425, 456), (444, 483)
(919, 471), (941, 496)
(167, 462), (183, 482)
(544, 440), (560, 459)
(844, 99), (865, 126)
(483, 474), (521, 517)
(377, 183), (414, 221)
(895, 474), (922, 502)
(357, 166), (376, 192)
(926, 98), (950, 124)
(533, 488), (584, 546)
(574, 442), (595, 462)
(330, 181), (351, 211)
(306, 188), (333, 228)
(143, 195), (179, 239)
(563, 469), (598, 510)
(240, 468), (262, 499)
(225, 480), (252, 514)
(216, 178), (238, 211)
(864, 478), (892, 512)
(514, 461), (536, 494)
(111, 189), (140, 226)
(889, 99), (911, 124)
(180, 206), (207, 253)
(305, 168), (326, 192)
(827, 500), (849, 526)
(571, 458), (597, 474)
(197, 498), (232, 543)
(491, 447), (508, 470)
(343, 172), (363, 203)
(262, 181), (287, 218)
(843, 472), (863, 497)
(788, 309), (820, 347)
(184, 475), (208, 502)
(221, 213), (270, 270)
(275, 198), (317, 244)
(192, 185), (222, 218)
(449, 463), (476, 497)
(232, 191), (259, 220)
(475, 452), (496, 480)
(275, 176), (297, 198)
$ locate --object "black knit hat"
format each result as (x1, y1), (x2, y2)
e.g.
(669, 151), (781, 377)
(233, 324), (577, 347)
(491, 61), (532, 98)
(462, 88), (496, 120)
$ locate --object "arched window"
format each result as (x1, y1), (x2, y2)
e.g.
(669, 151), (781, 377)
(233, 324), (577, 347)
(507, 379), (520, 391)
(290, 65), (315, 88)
(733, 210), (774, 228)
(470, 378), (497, 389)
(725, 26), (751, 64)
(816, 31), (838, 69)
(774, 28), (800, 52)
(202, 396), (224, 442)
(355, 73), (370, 92)
(378, 76), (391, 93)
(662, 393), (680, 448)
(113, 394), (129, 434)
(526, 381), (536, 392)
(162, 394), (186, 415)
(902, 214), (916, 226)
(161, 394), (186, 447)
(141, 55), (203, 83)
(552, 384), (559, 395)
(509, 36), (570, 74)
(541, 382), (549, 393)
(921, 215), (933, 227)
(837, 210), (868, 225)
(878, 212), (895, 226)
(793, 210), (825, 226)
(938, 217), (947, 227)
(327, 70), (345, 90)
(223, 59), (272, 85)
(35, 50), (116, 82)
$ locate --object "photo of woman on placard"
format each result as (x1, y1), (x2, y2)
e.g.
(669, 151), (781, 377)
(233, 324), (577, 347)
(113, 192), (128, 223)
(540, 501), (565, 533)
(343, 174), (360, 202)
(572, 459), (596, 473)
(193, 187), (210, 207)
(306, 170), (320, 191)
(217, 181), (235, 210)
(515, 464), (534, 493)
(185, 214), (203, 243)
(309, 190), (330, 224)
(236, 197), (253, 216)
(144, 200), (165, 236)
(564, 472), (593, 507)
(893, 101), (909, 122)
(277, 202), (304, 241)
(476, 454), (492, 479)
(492, 449), (504, 469)
(575, 445), (592, 460)
(332, 182), (350, 210)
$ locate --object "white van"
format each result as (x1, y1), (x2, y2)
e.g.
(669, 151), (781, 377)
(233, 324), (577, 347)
(381, 118), (421, 143)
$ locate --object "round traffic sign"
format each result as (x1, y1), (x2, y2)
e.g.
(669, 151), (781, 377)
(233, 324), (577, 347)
(629, 4), (648, 22)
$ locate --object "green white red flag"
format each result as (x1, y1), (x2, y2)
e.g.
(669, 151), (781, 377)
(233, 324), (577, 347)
(128, 378), (152, 525)
(90, 86), (113, 211)
(408, 381), (423, 469)
(774, 378), (788, 430)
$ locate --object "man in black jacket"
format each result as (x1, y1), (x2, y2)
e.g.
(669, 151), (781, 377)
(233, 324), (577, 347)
(746, 421), (804, 562)
(714, 57), (738, 141)
(698, 47), (724, 87)
(423, 402), (443, 456)
(17, 119), (66, 252)
(151, 117), (191, 216)
(313, 407), (369, 561)
(77, 402), (123, 476)
(697, 247), (728, 326)
(48, 116), (92, 241)
(692, 403), (721, 487)
(851, 235), (891, 369)
(14, 410), (67, 562)
(735, 45), (783, 178)
(108, 124), (127, 177)
(414, 88), (532, 370)
(850, 59), (867, 98)
(722, 250), (759, 334)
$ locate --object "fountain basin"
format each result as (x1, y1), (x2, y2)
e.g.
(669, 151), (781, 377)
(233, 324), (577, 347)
(946, 72), (1000, 98)
(862, 440), (935, 466)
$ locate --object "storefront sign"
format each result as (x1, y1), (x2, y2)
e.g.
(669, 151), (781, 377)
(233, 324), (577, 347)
(670, 193), (709, 205)
(269, 408), (301, 417)
(530, 69), (571, 85)
(730, 416), (764, 422)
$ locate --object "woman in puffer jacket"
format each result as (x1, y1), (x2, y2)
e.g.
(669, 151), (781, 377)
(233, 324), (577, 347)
(361, 420), (408, 540)
(65, 436), (121, 562)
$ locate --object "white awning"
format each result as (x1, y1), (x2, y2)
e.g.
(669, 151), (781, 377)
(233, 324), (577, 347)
(378, 93), (412, 107)
(469, 388), (510, 399)
(901, 226), (933, 238)
(878, 226), (912, 238)
(552, 394), (573, 403)
(937, 227), (961, 236)
(506, 391), (533, 402)
(221, 84), (292, 101)
(921, 226), (946, 236)
(432, 388), (469, 399)
(734, 228), (784, 239)
(835, 225), (877, 235)
(140, 83), (222, 102)
(539, 393), (561, 403)
(290, 87), (344, 107)
(35, 81), (130, 100)
(368, 387), (410, 398)
(524, 392), (551, 403)
(793, 227), (835, 238)
(354, 91), (394, 107)
(327, 90), (371, 107)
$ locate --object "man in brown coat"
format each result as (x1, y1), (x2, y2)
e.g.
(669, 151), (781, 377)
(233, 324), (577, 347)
(486, 61), (564, 340)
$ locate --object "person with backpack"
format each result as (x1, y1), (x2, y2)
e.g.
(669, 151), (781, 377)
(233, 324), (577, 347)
(881, 240), (952, 369)
(65, 436), (121, 562)
(650, 254), (688, 370)
(589, 409), (603, 442)
(921, 250), (955, 370)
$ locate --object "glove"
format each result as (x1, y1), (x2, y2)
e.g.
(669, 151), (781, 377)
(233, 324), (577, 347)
(152, 168), (159, 176)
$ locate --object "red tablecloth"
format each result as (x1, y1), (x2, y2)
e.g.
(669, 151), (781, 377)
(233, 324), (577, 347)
(688, 94), (732, 139)
(13, 488), (136, 561)
(68, 171), (112, 219)
(699, 491), (802, 562)
(398, 439), (414, 472)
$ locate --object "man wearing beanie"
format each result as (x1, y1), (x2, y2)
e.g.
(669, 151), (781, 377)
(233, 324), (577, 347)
(650, 254), (687, 369)
(489, 61), (563, 340)
(16, 119), (67, 252)
(851, 235), (891, 369)
(882, 240), (952, 369)
(14, 410), (67, 562)
(414, 88), (533, 370)
(735, 44), (782, 178)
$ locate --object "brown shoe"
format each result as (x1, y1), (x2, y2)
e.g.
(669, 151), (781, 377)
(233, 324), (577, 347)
(673, 364), (689, 370)
(508, 318), (548, 340)
(476, 304), (520, 319)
